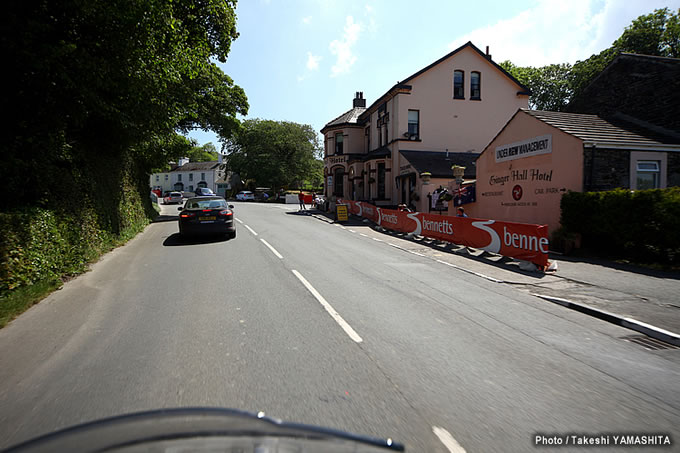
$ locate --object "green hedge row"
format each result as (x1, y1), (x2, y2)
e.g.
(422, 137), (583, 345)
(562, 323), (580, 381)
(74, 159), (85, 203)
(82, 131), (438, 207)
(560, 187), (680, 264)
(0, 155), (156, 297)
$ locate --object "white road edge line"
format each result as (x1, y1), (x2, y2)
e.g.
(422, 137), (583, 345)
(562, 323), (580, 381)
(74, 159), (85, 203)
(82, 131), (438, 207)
(235, 218), (243, 224)
(244, 224), (258, 236)
(432, 426), (467, 453)
(291, 270), (363, 343)
(409, 251), (426, 257)
(260, 238), (283, 259)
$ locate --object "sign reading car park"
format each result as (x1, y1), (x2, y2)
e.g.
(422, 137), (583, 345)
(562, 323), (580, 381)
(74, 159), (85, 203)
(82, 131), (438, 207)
(495, 134), (552, 163)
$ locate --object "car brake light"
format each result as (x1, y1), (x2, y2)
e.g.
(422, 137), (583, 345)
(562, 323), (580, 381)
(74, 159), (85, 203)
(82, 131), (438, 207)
(219, 210), (233, 216)
(180, 212), (196, 218)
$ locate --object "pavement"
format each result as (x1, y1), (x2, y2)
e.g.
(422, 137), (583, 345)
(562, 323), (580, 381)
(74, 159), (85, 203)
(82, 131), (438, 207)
(311, 207), (680, 343)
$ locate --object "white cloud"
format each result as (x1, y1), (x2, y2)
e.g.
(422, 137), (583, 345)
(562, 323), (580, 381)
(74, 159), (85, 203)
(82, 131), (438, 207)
(447, 0), (672, 67)
(330, 16), (361, 76)
(302, 16), (312, 24)
(364, 4), (378, 34)
(306, 52), (322, 71)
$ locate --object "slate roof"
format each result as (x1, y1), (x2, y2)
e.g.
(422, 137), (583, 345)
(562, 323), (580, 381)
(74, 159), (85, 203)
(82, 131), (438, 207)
(522, 110), (680, 147)
(322, 107), (367, 130)
(171, 161), (220, 172)
(399, 151), (479, 179)
(362, 146), (391, 161)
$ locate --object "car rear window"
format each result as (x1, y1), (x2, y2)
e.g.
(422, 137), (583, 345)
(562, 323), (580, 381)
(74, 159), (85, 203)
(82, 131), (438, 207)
(186, 199), (227, 209)
(170, 192), (181, 196)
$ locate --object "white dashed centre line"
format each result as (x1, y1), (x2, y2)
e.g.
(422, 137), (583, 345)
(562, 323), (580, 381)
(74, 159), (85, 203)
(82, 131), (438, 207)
(235, 218), (243, 224)
(260, 238), (283, 259)
(372, 237), (382, 242)
(348, 229), (356, 233)
(432, 427), (467, 453)
(291, 270), (363, 343)
(244, 225), (258, 236)
(359, 233), (369, 237)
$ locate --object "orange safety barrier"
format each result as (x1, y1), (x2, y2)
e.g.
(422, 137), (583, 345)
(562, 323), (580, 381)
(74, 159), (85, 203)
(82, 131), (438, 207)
(339, 200), (549, 267)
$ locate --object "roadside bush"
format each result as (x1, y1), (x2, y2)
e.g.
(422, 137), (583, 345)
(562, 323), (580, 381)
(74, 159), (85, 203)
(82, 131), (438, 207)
(560, 187), (680, 264)
(0, 154), (154, 298)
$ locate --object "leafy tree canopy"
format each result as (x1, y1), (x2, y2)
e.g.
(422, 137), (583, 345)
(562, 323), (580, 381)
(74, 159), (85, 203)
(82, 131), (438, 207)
(224, 120), (322, 191)
(3, 0), (248, 207)
(187, 143), (219, 163)
(500, 7), (679, 111)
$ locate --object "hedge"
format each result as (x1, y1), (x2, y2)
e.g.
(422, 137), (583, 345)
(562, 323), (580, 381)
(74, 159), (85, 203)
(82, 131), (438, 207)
(560, 187), (680, 264)
(0, 153), (156, 298)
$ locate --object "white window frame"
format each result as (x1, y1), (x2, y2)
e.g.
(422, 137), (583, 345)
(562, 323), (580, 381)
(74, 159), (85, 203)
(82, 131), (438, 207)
(629, 151), (667, 190)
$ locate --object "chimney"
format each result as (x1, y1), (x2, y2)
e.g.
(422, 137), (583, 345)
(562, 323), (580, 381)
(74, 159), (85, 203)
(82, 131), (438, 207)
(486, 46), (491, 60)
(353, 91), (366, 108)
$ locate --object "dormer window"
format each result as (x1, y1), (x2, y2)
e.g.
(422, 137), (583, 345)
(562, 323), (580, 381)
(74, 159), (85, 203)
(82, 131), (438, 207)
(454, 70), (464, 99)
(471, 71), (481, 100)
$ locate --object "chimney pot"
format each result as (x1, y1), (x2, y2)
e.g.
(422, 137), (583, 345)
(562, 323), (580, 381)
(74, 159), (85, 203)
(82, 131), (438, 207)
(353, 91), (366, 108)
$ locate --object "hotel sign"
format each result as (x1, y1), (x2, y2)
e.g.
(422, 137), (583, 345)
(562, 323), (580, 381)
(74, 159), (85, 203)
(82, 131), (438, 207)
(327, 155), (347, 164)
(495, 135), (552, 163)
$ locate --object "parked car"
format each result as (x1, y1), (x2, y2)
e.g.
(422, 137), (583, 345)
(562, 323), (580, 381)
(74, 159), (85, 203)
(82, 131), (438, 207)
(163, 191), (183, 204)
(194, 187), (215, 197)
(178, 196), (236, 239)
(235, 191), (255, 201)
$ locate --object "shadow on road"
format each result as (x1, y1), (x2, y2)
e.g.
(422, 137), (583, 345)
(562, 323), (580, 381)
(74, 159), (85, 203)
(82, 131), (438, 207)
(285, 210), (314, 216)
(553, 253), (680, 280)
(163, 233), (232, 246)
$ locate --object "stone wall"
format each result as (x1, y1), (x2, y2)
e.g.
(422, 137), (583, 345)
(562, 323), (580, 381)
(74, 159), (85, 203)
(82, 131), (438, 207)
(583, 148), (630, 191)
(567, 54), (680, 134)
(669, 152), (680, 188)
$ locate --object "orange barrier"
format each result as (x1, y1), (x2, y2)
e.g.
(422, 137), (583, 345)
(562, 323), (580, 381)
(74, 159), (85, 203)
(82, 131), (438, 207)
(339, 200), (549, 267)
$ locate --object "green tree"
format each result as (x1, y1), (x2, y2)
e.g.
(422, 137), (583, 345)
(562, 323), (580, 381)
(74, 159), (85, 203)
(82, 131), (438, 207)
(2, 0), (248, 208)
(187, 143), (219, 162)
(500, 8), (680, 111)
(225, 120), (322, 191)
(614, 7), (680, 57)
(500, 61), (572, 111)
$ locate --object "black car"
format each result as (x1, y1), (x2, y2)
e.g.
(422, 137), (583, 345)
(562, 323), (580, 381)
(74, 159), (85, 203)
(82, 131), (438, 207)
(178, 197), (236, 239)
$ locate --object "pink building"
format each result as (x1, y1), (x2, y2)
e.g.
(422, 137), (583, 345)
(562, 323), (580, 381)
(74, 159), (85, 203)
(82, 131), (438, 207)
(321, 41), (529, 211)
(470, 109), (680, 234)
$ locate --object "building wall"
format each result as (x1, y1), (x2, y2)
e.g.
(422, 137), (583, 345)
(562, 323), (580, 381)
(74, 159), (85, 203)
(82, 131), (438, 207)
(395, 46), (529, 155)
(325, 127), (365, 157)
(471, 111), (585, 234)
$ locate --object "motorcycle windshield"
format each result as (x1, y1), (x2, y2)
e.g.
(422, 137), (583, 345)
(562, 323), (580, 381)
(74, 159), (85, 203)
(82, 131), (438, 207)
(4, 407), (404, 453)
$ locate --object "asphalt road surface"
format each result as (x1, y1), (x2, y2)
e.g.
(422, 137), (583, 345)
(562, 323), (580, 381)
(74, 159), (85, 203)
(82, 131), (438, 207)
(1, 201), (679, 452)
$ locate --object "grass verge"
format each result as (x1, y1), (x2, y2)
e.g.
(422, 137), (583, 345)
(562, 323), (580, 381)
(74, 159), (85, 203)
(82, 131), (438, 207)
(0, 278), (63, 328)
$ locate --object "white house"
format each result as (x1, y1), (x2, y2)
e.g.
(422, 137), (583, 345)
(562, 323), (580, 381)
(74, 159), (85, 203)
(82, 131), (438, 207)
(150, 156), (232, 196)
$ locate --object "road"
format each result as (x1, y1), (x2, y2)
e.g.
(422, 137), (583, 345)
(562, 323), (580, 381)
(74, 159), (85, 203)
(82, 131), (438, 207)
(1, 201), (679, 452)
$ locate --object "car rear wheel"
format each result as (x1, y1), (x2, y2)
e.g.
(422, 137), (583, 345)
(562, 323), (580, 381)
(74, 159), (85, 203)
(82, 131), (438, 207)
(226, 231), (236, 240)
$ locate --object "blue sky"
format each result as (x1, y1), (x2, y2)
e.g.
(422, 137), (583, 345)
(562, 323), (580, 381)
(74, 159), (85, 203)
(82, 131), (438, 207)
(188, 0), (679, 148)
